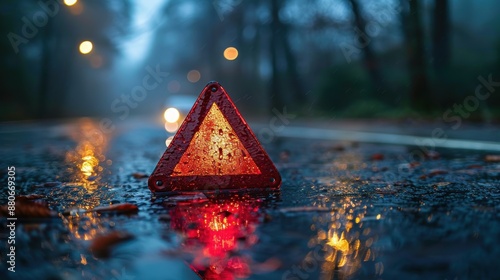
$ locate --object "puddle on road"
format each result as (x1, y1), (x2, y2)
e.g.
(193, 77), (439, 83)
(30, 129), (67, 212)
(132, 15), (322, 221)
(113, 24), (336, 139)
(64, 118), (111, 193)
(166, 195), (268, 279)
(280, 197), (383, 279)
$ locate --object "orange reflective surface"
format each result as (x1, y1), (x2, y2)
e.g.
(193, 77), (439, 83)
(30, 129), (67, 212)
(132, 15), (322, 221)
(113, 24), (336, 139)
(173, 103), (261, 176)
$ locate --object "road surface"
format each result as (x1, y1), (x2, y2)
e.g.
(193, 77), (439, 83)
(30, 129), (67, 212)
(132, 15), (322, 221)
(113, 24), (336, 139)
(0, 118), (499, 279)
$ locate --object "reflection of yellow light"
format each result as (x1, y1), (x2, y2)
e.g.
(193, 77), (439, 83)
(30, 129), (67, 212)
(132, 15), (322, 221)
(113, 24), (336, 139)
(376, 214), (381, 220)
(80, 155), (98, 176)
(187, 70), (201, 83)
(64, 119), (107, 192)
(164, 122), (179, 133)
(310, 198), (379, 278)
(63, 212), (102, 241)
(166, 136), (174, 147)
(164, 108), (180, 123)
(79, 41), (93, 54)
(80, 254), (87, 265)
(64, 0), (77, 6)
(81, 162), (94, 176)
(223, 47), (238, 60)
(327, 231), (350, 253)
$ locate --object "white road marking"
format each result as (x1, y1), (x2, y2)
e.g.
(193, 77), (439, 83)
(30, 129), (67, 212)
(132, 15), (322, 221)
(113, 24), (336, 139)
(274, 126), (500, 152)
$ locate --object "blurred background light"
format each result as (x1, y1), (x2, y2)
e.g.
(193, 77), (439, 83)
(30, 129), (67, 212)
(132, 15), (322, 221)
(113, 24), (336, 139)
(2, 0), (500, 125)
(64, 0), (77, 7)
(165, 136), (174, 147)
(187, 70), (201, 83)
(79, 41), (93, 54)
(223, 47), (238, 60)
(164, 108), (180, 123)
(164, 122), (179, 133)
(167, 80), (181, 93)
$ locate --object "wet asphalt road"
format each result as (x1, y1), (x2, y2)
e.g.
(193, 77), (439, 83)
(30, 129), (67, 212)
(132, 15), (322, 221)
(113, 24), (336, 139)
(0, 119), (499, 280)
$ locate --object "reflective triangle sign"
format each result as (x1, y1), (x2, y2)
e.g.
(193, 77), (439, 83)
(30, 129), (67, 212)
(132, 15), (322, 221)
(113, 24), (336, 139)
(149, 81), (281, 194)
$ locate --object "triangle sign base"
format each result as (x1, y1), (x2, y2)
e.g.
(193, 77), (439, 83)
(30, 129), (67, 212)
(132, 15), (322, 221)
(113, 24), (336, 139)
(148, 81), (281, 194)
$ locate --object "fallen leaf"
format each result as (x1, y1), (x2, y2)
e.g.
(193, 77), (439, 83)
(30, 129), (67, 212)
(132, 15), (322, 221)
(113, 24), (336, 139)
(485, 155), (500, 163)
(92, 203), (139, 214)
(410, 161), (421, 168)
(428, 169), (448, 177)
(252, 257), (282, 273)
(90, 231), (134, 258)
(371, 153), (384, 161)
(424, 151), (440, 160)
(131, 172), (149, 179)
(0, 200), (55, 218)
(398, 162), (419, 170)
(434, 182), (451, 187)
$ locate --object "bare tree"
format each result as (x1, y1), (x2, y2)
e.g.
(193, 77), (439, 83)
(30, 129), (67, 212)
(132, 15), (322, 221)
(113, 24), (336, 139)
(269, 0), (305, 111)
(269, 0), (284, 110)
(432, 0), (450, 71)
(407, 0), (431, 110)
(347, 0), (385, 96)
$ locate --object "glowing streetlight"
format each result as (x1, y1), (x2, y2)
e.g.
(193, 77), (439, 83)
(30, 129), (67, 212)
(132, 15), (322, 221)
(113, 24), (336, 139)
(64, 0), (78, 7)
(79, 41), (93, 54)
(223, 47), (238, 60)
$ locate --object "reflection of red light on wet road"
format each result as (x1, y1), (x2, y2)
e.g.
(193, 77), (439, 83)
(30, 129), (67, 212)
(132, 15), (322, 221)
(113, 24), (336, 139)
(170, 197), (261, 279)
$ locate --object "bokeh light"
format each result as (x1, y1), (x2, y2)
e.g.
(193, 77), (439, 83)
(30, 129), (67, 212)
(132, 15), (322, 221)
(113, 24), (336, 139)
(223, 47), (238, 60)
(187, 70), (201, 83)
(167, 80), (181, 93)
(79, 41), (93, 54)
(90, 55), (103, 68)
(165, 136), (174, 147)
(164, 122), (179, 133)
(64, 0), (78, 6)
(164, 108), (180, 123)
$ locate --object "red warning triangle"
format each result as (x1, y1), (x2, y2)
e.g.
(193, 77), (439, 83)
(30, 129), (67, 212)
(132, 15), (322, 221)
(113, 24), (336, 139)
(149, 81), (281, 194)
